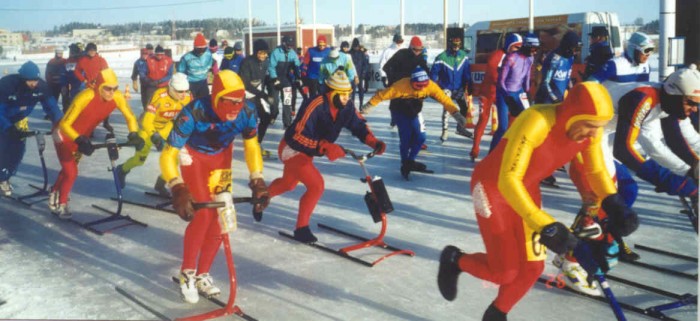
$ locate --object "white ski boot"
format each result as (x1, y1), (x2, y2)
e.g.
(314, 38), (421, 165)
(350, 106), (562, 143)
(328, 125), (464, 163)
(0, 180), (13, 196)
(53, 203), (71, 220)
(48, 190), (59, 212)
(179, 269), (199, 304)
(552, 254), (602, 297)
(195, 273), (221, 298)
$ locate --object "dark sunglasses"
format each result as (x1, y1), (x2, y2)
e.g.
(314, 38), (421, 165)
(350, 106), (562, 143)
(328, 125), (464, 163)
(642, 47), (654, 55)
(685, 98), (700, 108)
(102, 86), (119, 92)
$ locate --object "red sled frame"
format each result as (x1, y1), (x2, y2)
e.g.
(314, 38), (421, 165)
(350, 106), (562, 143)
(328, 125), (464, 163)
(316, 148), (415, 267)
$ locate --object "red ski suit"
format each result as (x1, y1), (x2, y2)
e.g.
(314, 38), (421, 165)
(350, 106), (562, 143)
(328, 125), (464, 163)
(463, 82), (616, 313)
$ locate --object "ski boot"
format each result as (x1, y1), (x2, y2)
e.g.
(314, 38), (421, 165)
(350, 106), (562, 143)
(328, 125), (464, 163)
(440, 129), (449, 142)
(438, 245), (463, 301)
(540, 175), (559, 188)
(293, 226), (318, 244)
(195, 273), (221, 298)
(455, 126), (473, 138)
(153, 176), (170, 197)
(400, 160), (413, 180)
(618, 240), (640, 262)
(552, 254), (602, 296)
(0, 180), (12, 196)
(482, 303), (507, 321)
(412, 161), (434, 174)
(53, 203), (72, 220)
(48, 189), (60, 212)
(179, 269), (199, 304)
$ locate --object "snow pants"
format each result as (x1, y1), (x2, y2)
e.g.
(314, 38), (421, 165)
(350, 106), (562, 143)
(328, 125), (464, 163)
(268, 140), (324, 229)
(51, 131), (81, 204)
(180, 145), (233, 274)
(0, 128), (27, 182)
(392, 110), (426, 162)
(471, 92), (496, 159)
(461, 178), (546, 313)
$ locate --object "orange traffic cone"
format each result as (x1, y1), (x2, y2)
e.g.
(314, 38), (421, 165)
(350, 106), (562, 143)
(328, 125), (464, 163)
(124, 84), (131, 99)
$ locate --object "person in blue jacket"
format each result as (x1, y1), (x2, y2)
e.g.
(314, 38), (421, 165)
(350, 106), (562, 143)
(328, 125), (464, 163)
(349, 38), (370, 106)
(219, 41), (244, 74)
(430, 36), (473, 142)
(535, 31), (580, 104)
(269, 35), (302, 129)
(301, 35), (331, 97)
(589, 32), (653, 83)
(0, 61), (63, 196)
(177, 33), (214, 99)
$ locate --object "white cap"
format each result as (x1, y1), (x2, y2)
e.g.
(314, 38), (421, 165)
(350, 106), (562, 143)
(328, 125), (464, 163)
(664, 64), (700, 98)
(329, 48), (339, 58)
(169, 72), (189, 91)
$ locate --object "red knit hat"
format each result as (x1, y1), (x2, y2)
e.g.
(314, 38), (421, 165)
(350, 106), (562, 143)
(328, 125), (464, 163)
(194, 33), (207, 48)
(317, 35), (327, 45)
(409, 36), (423, 49)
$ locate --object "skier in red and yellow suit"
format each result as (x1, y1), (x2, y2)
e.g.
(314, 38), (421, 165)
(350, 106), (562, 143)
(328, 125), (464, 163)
(49, 68), (143, 219)
(436, 82), (639, 321)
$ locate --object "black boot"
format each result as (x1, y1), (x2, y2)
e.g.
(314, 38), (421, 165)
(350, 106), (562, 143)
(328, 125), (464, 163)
(400, 160), (413, 180)
(293, 226), (318, 244)
(412, 161), (427, 172)
(437, 245), (463, 301)
(618, 239), (640, 262)
(153, 176), (170, 197)
(482, 303), (507, 321)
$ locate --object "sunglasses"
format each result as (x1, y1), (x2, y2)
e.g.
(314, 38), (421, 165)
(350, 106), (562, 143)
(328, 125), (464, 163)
(102, 86), (119, 92)
(642, 47), (654, 55)
(685, 98), (700, 108)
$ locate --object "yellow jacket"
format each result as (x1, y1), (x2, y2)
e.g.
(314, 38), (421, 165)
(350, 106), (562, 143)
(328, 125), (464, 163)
(367, 78), (459, 114)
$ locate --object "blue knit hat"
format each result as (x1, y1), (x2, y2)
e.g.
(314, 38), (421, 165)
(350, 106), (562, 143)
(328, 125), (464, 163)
(410, 67), (429, 83)
(18, 61), (40, 80)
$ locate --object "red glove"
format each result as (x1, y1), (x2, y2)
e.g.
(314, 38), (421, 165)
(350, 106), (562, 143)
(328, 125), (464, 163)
(364, 135), (386, 155)
(318, 140), (345, 161)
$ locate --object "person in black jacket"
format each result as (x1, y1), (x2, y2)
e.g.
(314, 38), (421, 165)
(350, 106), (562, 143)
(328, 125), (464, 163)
(239, 39), (275, 157)
(382, 36), (430, 129)
(583, 27), (613, 80)
(349, 38), (370, 106)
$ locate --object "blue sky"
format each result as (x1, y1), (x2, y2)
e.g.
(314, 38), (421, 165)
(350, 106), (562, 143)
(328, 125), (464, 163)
(0, 0), (659, 32)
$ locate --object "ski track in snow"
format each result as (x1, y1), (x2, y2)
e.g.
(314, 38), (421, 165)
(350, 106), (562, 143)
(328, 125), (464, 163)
(0, 50), (695, 321)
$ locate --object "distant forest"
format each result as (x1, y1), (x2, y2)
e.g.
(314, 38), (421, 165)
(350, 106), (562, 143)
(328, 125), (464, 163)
(42, 17), (658, 39)
(44, 19), (458, 39)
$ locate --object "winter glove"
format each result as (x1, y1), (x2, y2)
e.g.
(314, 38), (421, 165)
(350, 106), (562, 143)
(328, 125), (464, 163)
(150, 132), (165, 151)
(443, 89), (452, 98)
(171, 183), (194, 221)
(8, 127), (33, 140)
(132, 80), (139, 93)
(601, 194), (639, 238)
(360, 102), (376, 115)
(248, 177), (270, 220)
(538, 222), (579, 255)
(364, 135), (386, 155)
(572, 239), (610, 276)
(75, 135), (95, 156)
(318, 140), (346, 162)
(451, 112), (473, 138)
(271, 78), (282, 90)
(127, 132), (146, 150)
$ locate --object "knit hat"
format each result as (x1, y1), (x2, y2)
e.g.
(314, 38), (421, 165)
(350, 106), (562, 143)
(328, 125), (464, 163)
(233, 41), (243, 51)
(169, 72), (190, 91)
(664, 64), (700, 98)
(410, 67), (429, 89)
(194, 33), (207, 48)
(393, 34), (403, 43)
(209, 38), (218, 49)
(224, 47), (235, 59)
(325, 70), (352, 92)
(18, 61), (40, 80)
(329, 48), (340, 59)
(85, 42), (97, 52)
(409, 36), (423, 49)
(317, 35), (327, 45)
(253, 39), (269, 54)
(145, 43), (154, 50)
(155, 45), (165, 54)
(523, 33), (540, 47)
(340, 41), (349, 49)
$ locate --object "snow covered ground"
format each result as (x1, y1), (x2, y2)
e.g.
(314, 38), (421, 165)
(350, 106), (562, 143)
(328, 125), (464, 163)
(0, 51), (696, 321)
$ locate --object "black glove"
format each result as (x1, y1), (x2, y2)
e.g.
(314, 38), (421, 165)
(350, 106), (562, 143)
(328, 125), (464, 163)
(248, 177), (270, 221)
(8, 127), (33, 140)
(150, 132), (165, 151)
(539, 222), (579, 255)
(271, 78), (282, 90)
(75, 135), (94, 156)
(171, 183), (194, 221)
(127, 132), (146, 150)
(601, 194), (639, 238)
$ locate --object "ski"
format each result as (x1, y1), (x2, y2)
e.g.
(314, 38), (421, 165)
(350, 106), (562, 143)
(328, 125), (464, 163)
(621, 259), (697, 281)
(115, 286), (171, 321)
(278, 231), (374, 267)
(536, 277), (680, 321)
(170, 276), (257, 321)
(605, 274), (687, 300)
(111, 196), (175, 214)
(634, 244), (698, 262)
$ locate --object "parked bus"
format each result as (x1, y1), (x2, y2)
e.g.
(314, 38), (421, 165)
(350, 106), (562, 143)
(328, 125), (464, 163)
(464, 12), (623, 96)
